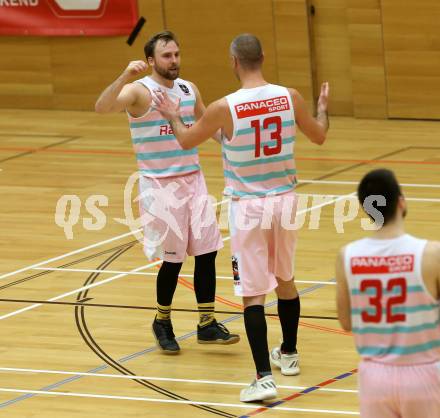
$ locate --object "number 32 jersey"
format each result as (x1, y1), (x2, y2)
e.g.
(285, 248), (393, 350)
(223, 84), (297, 198)
(344, 234), (440, 365)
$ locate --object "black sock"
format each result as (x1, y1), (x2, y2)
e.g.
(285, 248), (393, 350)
(278, 297), (300, 353)
(194, 251), (217, 303)
(244, 305), (271, 376)
(194, 251), (217, 326)
(156, 261), (182, 309)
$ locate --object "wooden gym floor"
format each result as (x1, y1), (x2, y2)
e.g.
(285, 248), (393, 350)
(0, 109), (439, 417)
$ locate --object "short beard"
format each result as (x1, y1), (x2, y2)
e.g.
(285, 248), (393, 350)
(155, 65), (179, 80)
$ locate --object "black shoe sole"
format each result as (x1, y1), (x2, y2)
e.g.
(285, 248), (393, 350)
(197, 335), (240, 345)
(159, 349), (180, 355)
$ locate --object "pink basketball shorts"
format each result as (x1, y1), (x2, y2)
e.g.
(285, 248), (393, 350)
(138, 171), (223, 263)
(229, 190), (298, 297)
(359, 360), (440, 418)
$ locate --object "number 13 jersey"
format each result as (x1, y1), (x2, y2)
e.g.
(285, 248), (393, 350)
(344, 234), (440, 365)
(223, 84), (297, 199)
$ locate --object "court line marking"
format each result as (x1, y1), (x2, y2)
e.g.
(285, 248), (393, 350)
(239, 369), (359, 418)
(0, 136), (81, 165)
(400, 197), (440, 203)
(0, 261), (162, 321)
(0, 230), (142, 281)
(296, 193), (440, 203)
(0, 367), (357, 393)
(0, 388), (359, 415)
(31, 268), (336, 285)
(0, 193), (352, 321)
(298, 179), (440, 188)
(0, 198), (229, 281)
(1, 134), (437, 282)
(0, 140), (420, 415)
(297, 193), (357, 213)
(178, 277), (348, 336)
(2, 174), (438, 282)
(0, 142), (438, 168)
(295, 156), (439, 166)
(0, 282), (333, 409)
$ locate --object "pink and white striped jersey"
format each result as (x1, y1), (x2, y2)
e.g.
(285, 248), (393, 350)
(127, 76), (200, 178)
(223, 84), (297, 198)
(344, 234), (440, 365)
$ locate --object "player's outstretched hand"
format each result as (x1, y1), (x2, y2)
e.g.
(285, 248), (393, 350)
(317, 82), (329, 113)
(123, 60), (149, 79)
(152, 88), (181, 121)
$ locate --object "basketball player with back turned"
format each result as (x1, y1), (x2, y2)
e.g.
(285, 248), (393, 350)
(336, 168), (440, 418)
(153, 33), (329, 401)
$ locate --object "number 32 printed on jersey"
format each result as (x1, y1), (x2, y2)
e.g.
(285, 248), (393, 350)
(360, 278), (407, 323)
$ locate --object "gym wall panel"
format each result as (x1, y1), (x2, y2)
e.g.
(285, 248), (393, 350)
(274, 0), (314, 105)
(0, 0), (165, 111)
(347, 0), (387, 118)
(164, 0), (278, 105)
(382, 0), (440, 119)
(50, 37), (134, 110)
(0, 38), (53, 109)
(50, 0), (165, 110)
(0, 0), (356, 117)
(310, 0), (354, 116)
(1, 0), (303, 111)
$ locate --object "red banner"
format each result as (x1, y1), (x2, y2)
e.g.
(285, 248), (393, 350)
(0, 0), (139, 36)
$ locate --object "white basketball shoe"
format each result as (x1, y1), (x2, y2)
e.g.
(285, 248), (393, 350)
(270, 346), (300, 376)
(240, 375), (277, 402)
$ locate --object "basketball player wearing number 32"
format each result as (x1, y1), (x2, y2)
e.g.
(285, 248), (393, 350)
(336, 169), (440, 418)
(153, 33), (330, 402)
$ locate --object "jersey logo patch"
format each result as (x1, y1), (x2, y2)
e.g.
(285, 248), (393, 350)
(232, 255), (241, 285)
(178, 83), (191, 95)
(351, 255), (414, 275)
(235, 96), (290, 119)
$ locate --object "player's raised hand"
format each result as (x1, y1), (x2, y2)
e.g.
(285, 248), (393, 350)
(123, 60), (149, 79)
(317, 82), (329, 113)
(152, 88), (181, 121)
